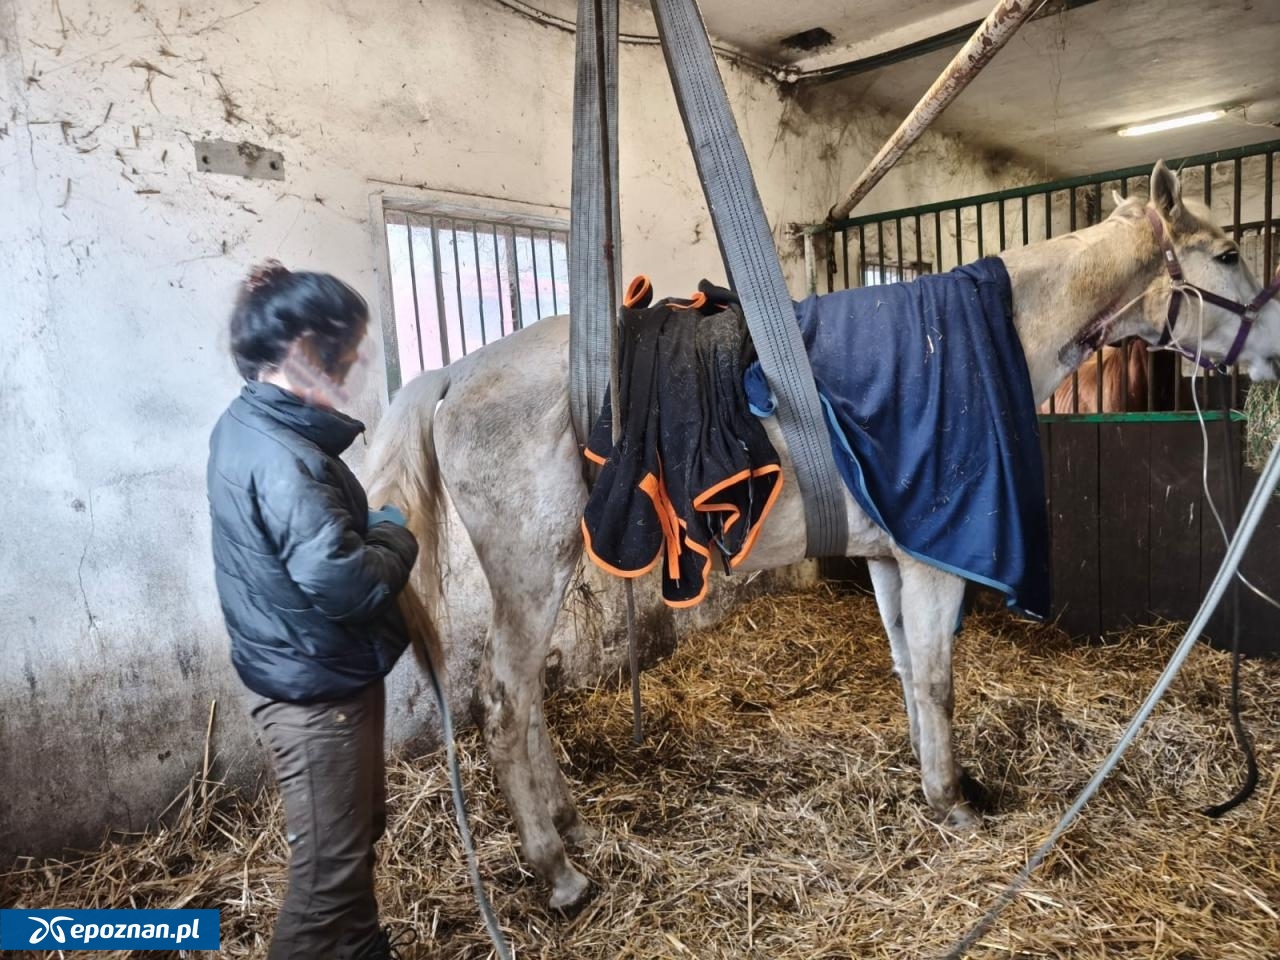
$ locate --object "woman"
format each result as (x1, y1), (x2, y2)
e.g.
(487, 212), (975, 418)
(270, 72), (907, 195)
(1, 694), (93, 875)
(207, 261), (417, 959)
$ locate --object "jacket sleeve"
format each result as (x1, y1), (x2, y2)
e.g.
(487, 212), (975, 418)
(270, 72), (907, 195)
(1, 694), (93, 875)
(257, 460), (419, 622)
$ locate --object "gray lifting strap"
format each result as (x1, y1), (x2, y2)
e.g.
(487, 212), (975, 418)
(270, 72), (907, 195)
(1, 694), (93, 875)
(568, 0), (622, 448)
(648, 0), (848, 557)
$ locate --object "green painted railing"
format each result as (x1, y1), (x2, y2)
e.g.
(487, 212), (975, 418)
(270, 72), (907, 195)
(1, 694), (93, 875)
(826, 139), (1280, 231)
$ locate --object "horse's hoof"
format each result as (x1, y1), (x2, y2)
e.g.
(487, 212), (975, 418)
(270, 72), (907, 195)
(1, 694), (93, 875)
(548, 867), (594, 914)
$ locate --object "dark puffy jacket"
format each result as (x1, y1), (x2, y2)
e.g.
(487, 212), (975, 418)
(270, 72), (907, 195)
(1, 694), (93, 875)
(207, 380), (418, 703)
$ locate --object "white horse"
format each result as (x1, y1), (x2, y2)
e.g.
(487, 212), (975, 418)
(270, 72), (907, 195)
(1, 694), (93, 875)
(367, 163), (1280, 911)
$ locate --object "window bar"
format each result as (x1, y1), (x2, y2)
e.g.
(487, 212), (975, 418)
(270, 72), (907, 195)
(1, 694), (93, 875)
(841, 228), (850, 292)
(858, 224), (867, 286)
(446, 220), (467, 358)
(894, 217), (904, 282)
(1065, 190), (1081, 412)
(1021, 195), (1029, 247)
(954, 207), (963, 270)
(403, 220), (428, 374)
(473, 223), (488, 348)
(529, 231), (544, 321)
(1199, 164), (1211, 411)
(499, 227), (519, 332)
(1093, 182), (1104, 412)
(491, 223), (507, 337)
(547, 231), (560, 314)
(976, 203), (984, 258)
(1232, 158), (1243, 405)
(997, 198), (1006, 252)
(428, 217), (451, 367)
(1104, 181), (1133, 408)
(829, 229), (839, 293)
(933, 211), (943, 279)
(914, 214), (923, 275)
(1265, 151), (1275, 284)
(1045, 193), (1056, 413)
(876, 219), (886, 283)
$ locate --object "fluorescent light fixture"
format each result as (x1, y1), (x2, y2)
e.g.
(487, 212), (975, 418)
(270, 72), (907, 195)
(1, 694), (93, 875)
(1117, 110), (1226, 137)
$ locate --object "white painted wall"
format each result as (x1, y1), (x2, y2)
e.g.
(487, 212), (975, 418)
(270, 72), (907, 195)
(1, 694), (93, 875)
(0, 0), (1049, 859)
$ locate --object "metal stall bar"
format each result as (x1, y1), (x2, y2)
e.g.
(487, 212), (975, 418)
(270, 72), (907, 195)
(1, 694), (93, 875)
(403, 218), (429, 373)
(428, 217), (452, 366)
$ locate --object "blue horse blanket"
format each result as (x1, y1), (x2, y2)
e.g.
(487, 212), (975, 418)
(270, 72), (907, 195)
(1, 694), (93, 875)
(744, 257), (1050, 618)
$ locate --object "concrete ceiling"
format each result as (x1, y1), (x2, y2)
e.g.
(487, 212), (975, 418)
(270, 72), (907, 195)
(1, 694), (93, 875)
(616, 0), (1280, 175)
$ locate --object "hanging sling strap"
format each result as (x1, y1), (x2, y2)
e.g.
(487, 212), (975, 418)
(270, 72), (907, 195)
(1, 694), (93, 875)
(569, 0), (621, 448)
(648, 0), (848, 558)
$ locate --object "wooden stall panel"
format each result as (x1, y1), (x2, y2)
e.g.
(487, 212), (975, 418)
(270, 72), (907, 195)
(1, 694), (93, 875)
(1148, 422), (1204, 623)
(1050, 421), (1100, 637)
(1098, 421), (1151, 629)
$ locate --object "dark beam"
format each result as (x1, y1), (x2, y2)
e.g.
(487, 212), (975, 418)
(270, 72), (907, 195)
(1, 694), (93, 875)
(792, 0), (1104, 86)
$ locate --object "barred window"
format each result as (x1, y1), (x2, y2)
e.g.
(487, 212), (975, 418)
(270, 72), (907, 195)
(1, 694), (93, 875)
(382, 207), (569, 383)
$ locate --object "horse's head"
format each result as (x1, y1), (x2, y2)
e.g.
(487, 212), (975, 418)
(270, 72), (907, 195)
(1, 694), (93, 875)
(1117, 161), (1280, 380)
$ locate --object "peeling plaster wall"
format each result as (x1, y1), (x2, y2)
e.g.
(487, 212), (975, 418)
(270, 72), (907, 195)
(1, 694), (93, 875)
(0, 0), (1044, 859)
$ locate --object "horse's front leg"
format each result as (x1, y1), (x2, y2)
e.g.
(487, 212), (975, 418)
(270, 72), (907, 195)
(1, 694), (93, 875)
(896, 555), (980, 827)
(867, 557), (921, 760)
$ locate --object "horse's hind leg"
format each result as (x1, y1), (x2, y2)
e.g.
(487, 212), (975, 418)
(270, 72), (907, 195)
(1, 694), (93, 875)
(867, 558), (922, 760)
(528, 690), (594, 846)
(475, 551), (592, 910)
(896, 555), (979, 827)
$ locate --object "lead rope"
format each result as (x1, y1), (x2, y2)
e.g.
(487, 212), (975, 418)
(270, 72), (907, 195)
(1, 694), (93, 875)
(1202, 373), (1259, 818)
(1178, 292), (1259, 817)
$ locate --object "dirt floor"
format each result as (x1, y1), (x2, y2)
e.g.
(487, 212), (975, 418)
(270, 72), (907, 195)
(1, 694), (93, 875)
(2, 586), (1278, 959)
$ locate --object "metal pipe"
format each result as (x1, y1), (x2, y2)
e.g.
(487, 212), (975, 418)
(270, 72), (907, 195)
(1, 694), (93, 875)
(804, 231), (818, 296)
(827, 0), (1040, 223)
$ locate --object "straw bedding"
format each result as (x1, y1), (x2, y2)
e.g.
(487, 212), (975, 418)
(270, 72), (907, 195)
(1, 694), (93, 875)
(2, 587), (1277, 959)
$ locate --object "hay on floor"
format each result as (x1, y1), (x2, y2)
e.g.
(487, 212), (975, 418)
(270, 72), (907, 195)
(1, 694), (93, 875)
(2, 587), (1277, 959)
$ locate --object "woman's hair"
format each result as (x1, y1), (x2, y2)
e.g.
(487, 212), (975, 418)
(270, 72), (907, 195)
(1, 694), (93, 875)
(229, 260), (369, 380)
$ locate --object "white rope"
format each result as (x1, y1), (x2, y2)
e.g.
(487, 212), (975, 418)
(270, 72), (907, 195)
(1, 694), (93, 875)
(1171, 288), (1280, 611)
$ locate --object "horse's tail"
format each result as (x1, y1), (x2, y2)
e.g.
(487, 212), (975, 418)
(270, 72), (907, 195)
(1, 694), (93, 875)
(366, 368), (452, 681)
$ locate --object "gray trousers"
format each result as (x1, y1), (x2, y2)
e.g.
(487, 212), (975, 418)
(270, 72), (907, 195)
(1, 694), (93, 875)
(250, 680), (386, 960)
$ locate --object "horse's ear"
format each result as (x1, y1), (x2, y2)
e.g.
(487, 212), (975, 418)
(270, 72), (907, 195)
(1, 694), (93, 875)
(1110, 189), (1142, 220)
(1150, 160), (1182, 218)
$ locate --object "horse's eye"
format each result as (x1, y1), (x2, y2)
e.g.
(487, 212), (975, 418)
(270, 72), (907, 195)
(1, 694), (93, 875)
(1215, 249), (1240, 265)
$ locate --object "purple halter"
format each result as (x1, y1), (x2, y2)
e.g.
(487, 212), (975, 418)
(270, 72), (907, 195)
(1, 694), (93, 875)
(1146, 207), (1280, 373)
